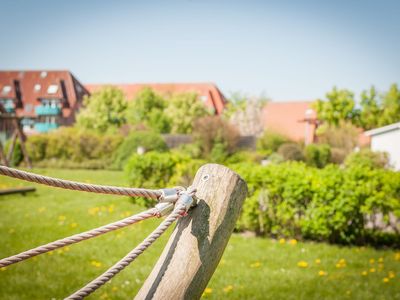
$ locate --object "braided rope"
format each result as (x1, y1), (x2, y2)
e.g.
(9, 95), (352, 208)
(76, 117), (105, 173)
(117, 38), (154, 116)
(0, 166), (162, 199)
(65, 204), (186, 300)
(0, 209), (158, 268)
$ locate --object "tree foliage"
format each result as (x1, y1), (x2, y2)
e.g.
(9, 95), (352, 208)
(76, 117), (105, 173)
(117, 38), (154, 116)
(313, 87), (356, 126)
(125, 87), (171, 133)
(76, 86), (127, 133)
(164, 92), (210, 134)
(315, 84), (400, 130)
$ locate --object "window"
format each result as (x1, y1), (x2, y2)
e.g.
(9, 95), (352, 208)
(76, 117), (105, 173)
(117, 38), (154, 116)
(47, 85), (58, 94)
(2, 85), (11, 95)
(34, 84), (41, 92)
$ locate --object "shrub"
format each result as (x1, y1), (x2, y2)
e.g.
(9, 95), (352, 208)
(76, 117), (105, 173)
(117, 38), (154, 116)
(257, 131), (290, 152)
(193, 116), (239, 161)
(25, 127), (123, 168)
(124, 151), (186, 206)
(4, 139), (23, 166)
(234, 161), (400, 246)
(278, 143), (304, 161)
(304, 144), (331, 168)
(113, 131), (167, 168)
(345, 149), (389, 169)
(316, 121), (359, 163)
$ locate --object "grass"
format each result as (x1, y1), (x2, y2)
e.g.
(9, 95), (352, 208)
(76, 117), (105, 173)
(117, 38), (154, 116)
(0, 168), (399, 300)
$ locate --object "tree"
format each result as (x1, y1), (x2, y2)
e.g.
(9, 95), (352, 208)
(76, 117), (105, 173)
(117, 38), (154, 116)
(313, 87), (357, 126)
(358, 86), (381, 130)
(125, 87), (171, 133)
(76, 86), (127, 133)
(164, 92), (210, 134)
(224, 92), (268, 136)
(378, 83), (400, 127)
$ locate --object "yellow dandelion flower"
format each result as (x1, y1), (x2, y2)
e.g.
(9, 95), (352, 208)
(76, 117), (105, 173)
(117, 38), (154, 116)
(57, 249), (63, 255)
(369, 258), (375, 264)
(279, 238), (286, 244)
(388, 271), (395, 279)
(112, 286), (118, 292)
(64, 246), (70, 252)
(297, 261), (308, 268)
(289, 239), (297, 245)
(70, 222), (78, 228)
(378, 257), (384, 263)
(58, 215), (66, 221)
(0, 267), (7, 271)
(250, 262), (261, 268)
(361, 271), (368, 276)
(223, 285), (233, 293)
(315, 259), (321, 264)
(91, 260), (102, 268)
(369, 268), (376, 273)
(383, 277), (389, 283)
(395, 252), (400, 261)
(202, 287), (213, 297)
(318, 270), (327, 276)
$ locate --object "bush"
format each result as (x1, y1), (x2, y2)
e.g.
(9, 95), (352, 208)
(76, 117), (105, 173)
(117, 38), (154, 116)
(278, 143), (304, 161)
(257, 131), (290, 152)
(304, 144), (331, 168)
(234, 161), (400, 246)
(193, 116), (239, 162)
(4, 139), (23, 167)
(113, 131), (167, 168)
(345, 149), (389, 169)
(25, 128), (123, 168)
(124, 151), (187, 206)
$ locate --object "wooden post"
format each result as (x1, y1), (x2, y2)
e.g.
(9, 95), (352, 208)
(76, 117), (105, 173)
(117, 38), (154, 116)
(135, 163), (247, 300)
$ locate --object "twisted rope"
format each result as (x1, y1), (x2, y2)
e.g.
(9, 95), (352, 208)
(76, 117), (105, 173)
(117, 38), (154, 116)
(0, 208), (158, 268)
(66, 204), (186, 300)
(0, 166), (162, 199)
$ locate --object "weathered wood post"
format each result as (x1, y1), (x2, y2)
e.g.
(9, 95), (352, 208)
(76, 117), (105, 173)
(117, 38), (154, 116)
(135, 163), (247, 300)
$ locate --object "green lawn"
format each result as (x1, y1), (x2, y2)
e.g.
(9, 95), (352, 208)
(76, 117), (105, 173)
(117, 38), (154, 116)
(0, 169), (399, 300)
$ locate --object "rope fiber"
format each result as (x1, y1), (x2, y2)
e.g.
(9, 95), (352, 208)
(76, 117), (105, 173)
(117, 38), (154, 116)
(65, 204), (186, 300)
(0, 165), (162, 199)
(0, 208), (158, 268)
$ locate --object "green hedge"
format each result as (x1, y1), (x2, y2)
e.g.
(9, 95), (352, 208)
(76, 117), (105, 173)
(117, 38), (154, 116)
(232, 161), (400, 246)
(25, 127), (123, 169)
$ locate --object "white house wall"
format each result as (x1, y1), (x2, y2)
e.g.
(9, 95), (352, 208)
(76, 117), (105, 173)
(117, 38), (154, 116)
(370, 129), (400, 170)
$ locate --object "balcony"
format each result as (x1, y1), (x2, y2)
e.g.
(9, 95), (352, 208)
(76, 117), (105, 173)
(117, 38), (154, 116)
(34, 122), (59, 133)
(35, 105), (61, 116)
(0, 100), (15, 113)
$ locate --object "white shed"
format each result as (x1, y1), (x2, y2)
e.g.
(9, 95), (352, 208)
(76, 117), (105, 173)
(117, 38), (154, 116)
(365, 122), (400, 170)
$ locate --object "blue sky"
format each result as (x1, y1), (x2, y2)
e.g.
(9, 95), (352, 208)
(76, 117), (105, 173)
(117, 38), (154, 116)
(0, 0), (399, 100)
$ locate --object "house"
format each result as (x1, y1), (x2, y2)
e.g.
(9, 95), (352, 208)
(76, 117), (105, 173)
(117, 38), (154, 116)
(85, 83), (226, 115)
(0, 70), (89, 134)
(261, 101), (318, 144)
(365, 122), (400, 170)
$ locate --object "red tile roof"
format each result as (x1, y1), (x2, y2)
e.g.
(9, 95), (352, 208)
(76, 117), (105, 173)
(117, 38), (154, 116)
(262, 101), (317, 142)
(0, 70), (89, 119)
(85, 83), (226, 115)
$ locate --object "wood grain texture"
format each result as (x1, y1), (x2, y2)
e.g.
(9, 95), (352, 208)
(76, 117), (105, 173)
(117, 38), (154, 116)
(135, 163), (247, 300)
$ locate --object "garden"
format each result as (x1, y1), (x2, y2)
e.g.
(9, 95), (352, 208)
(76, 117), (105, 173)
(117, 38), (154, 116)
(1, 85), (400, 299)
